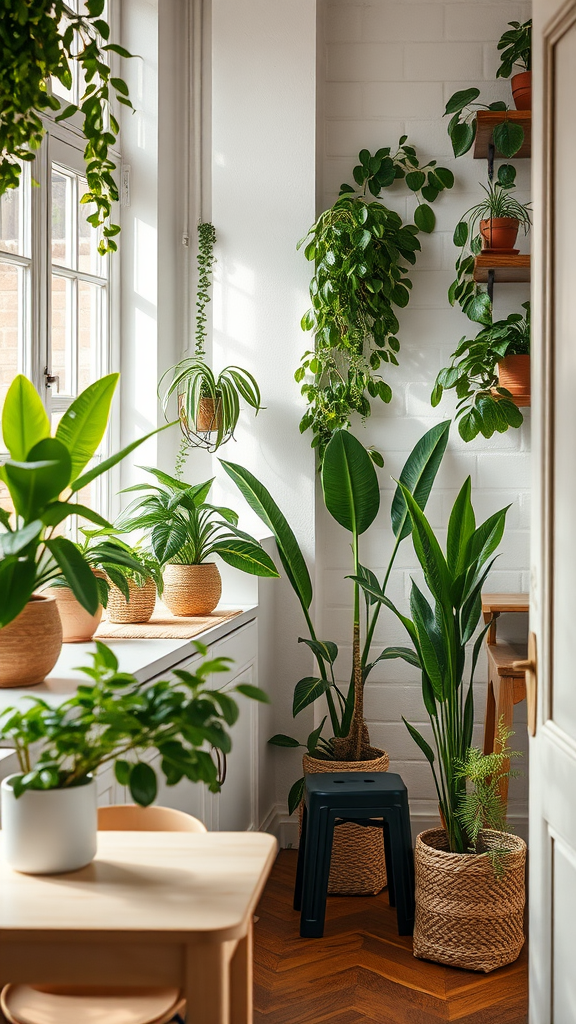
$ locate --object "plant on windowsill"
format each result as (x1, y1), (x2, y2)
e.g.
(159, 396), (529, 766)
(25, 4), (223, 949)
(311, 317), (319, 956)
(0, 0), (135, 254)
(431, 302), (530, 441)
(0, 640), (269, 874)
(359, 479), (526, 971)
(160, 223), (263, 461)
(296, 139), (454, 459)
(116, 466), (279, 617)
(101, 540), (164, 625)
(497, 20), (532, 111)
(0, 374), (174, 687)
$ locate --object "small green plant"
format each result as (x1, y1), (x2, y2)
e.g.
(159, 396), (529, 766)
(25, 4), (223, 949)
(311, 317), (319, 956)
(497, 20), (532, 78)
(0, 640), (269, 803)
(297, 139), (454, 458)
(194, 222), (217, 359)
(432, 303), (529, 441)
(48, 529), (153, 605)
(444, 90), (524, 159)
(0, 0), (135, 253)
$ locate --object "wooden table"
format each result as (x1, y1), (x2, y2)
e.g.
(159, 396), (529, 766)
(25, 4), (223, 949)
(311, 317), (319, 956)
(0, 830), (277, 1024)
(482, 592), (529, 645)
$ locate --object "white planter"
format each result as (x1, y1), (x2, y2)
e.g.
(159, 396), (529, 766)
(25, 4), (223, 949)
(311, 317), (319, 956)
(1, 774), (97, 875)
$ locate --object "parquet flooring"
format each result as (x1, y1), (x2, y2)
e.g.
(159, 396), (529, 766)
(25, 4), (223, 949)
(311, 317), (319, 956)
(253, 850), (528, 1024)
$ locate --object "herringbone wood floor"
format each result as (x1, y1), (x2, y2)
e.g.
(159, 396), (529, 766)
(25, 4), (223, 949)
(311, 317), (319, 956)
(253, 851), (528, 1024)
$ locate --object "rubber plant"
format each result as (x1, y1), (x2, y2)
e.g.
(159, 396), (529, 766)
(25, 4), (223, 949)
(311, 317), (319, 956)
(432, 303), (529, 442)
(296, 139), (454, 459)
(221, 420), (450, 812)
(160, 223), (262, 456)
(0, 0), (134, 253)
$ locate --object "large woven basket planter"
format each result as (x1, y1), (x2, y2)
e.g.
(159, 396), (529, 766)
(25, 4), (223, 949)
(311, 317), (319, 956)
(413, 828), (527, 972)
(0, 595), (62, 688)
(107, 578), (157, 624)
(162, 563), (222, 616)
(302, 747), (389, 896)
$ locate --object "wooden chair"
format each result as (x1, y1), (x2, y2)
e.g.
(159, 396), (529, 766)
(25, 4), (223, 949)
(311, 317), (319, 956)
(1, 805), (207, 1024)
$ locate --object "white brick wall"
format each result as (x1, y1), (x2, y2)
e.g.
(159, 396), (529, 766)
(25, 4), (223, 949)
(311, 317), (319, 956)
(317, 0), (532, 835)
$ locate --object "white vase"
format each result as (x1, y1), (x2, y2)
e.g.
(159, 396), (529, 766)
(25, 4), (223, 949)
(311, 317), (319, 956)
(1, 774), (97, 874)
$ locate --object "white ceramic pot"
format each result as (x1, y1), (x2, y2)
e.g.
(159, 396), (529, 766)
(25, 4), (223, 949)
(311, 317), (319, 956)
(1, 774), (97, 875)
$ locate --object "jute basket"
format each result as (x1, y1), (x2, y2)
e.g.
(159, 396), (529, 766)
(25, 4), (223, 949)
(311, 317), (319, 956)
(107, 578), (157, 624)
(162, 563), (222, 616)
(302, 747), (389, 896)
(0, 595), (62, 688)
(413, 828), (527, 972)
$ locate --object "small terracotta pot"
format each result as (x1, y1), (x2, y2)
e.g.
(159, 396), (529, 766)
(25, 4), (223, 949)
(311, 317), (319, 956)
(498, 354), (531, 407)
(479, 218), (520, 250)
(107, 578), (157, 624)
(50, 586), (103, 643)
(511, 70), (531, 111)
(162, 563), (222, 616)
(0, 595), (63, 688)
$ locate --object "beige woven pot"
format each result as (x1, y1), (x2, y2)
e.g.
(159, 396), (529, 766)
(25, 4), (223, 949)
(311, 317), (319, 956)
(107, 578), (157, 624)
(0, 595), (62, 688)
(162, 563), (222, 616)
(413, 828), (527, 972)
(50, 586), (103, 643)
(302, 747), (390, 895)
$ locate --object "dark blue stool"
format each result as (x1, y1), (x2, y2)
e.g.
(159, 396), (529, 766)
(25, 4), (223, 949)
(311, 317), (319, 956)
(294, 771), (415, 938)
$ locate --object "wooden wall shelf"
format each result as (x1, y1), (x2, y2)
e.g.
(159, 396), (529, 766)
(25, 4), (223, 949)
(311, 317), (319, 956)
(473, 111), (532, 159)
(473, 253), (531, 283)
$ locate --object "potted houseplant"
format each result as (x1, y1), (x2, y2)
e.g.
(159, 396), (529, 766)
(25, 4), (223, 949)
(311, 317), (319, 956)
(116, 467), (279, 616)
(497, 20), (532, 111)
(103, 542), (164, 624)
(0, 374), (173, 686)
(360, 479), (526, 971)
(160, 223), (262, 457)
(453, 166), (531, 254)
(0, 640), (269, 874)
(443, 90), (524, 160)
(432, 302), (530, 441)
(221, 421), (450, 894)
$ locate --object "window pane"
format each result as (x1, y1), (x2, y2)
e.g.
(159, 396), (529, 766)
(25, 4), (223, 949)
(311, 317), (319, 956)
(78, 280), (105, 391)
(51, 274), (73, 396)
(78, 194), (103, 275)
(0, 188), (21, 257)
(52, 169), (73, 268)
(0, 262), (25, 413)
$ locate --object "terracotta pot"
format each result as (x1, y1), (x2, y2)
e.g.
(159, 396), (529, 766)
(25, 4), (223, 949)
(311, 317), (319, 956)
(0, 594), (62, 688)
(302, 748), (390, 895)
(511, 70), (531, 111)
(413, 828), (526, 972)
(162, 563), (222, 616)
(50, 585), (103, 642)
(498, 354), (531, 407)
(479, 218), (520, 250)
(107, 578), (157, 624)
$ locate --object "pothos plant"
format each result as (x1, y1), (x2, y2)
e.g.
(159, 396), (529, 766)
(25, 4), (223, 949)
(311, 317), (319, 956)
(444, 89), (524, 160)
(0, 0), (134, 254)
(431, 303), (529, 442)
(296, 139), (454, 459)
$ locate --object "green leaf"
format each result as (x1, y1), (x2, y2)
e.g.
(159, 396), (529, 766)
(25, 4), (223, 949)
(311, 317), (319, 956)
(391, 421), (450, 541)
(403, 718), (435, 764)
(368, 646), (421, 670)
(129, 762), (157, 807)
(288, 777), (306, 816)
(450, 121), (476, 157)
(212, 538), (279, 577)
(41, 502), (111, 529)
(453, 221), (469, 247)
(235, 683), (270, 703)
(410, 582), (445, 699)
(321, 430), (380, 536)
(405, 171), (426, 192)
(434, 167), (454, 189)
(45, 536), (99, 614)
(399, 484), (452, 616)
(444, 88), (480, 114)
(446, 477), (476, 577)
(1, 375), (50, 460)
(307, 717), (327, 755)
(493, 120), (524, 157)
(3, 440), (71, 521)
(55, 373), (119, 482)
(293, 677), (331, 716)
(466, 293), (492, 326)
(414, 204), (435, 233)
(0, 559), (37, 627)
(0, 519), (42, 557)
(298, 637), (338, 665)
(268, 734), (301, 748)
(114, 760), (131, 786)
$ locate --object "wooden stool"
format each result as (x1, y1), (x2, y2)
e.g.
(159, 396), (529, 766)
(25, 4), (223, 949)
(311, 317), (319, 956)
(483, 640), (528, 806)
(294, 772), (414, 939)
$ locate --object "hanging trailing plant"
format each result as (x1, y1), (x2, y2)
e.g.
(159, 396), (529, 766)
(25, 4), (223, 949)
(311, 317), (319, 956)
(297, 138), (454, 459)
(0, 0), (134, 254)
(194, 221), (217, 359)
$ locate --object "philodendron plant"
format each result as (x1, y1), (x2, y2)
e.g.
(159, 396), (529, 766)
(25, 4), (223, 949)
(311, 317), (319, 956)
(444, 90), (524, 160)
(221, 420), (450, 812)
(0, 374), (173, 627)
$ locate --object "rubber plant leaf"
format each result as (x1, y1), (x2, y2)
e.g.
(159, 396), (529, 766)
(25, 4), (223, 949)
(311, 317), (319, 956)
(1, 374), (50, 461)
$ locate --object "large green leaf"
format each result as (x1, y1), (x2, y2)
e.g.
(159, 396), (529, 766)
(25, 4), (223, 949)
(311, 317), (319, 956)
(211, 539), (279, 577)
(391, 421), (450, 541)
(446, 477), (475, 578)
(3, 439), (71, 521)
(70, 420), (177, 493)
(219, 459), (313, 610)
(55, 373), (119, 482)
(0, 520), (43, 557)
(399, 483), (452, 617)
(409, 582), (445, 700)
(41, 502), (111, 529)
(321, 430), (380, 536)
(293, 676), (331, 716)
(1, 375), (50, 461)
(0, 559), (37, 626)
(45, 536), (99, 614)
(465, 507), (509, 572)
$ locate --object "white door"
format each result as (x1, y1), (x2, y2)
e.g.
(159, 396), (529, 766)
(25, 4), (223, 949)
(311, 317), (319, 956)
(530, 2), (576, 1020)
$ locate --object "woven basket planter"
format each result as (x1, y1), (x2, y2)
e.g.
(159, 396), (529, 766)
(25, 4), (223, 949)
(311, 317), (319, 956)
(107, 578), (157, 624)
(0, 595), (62, 688)
(302, 747), (389, 895)
(162, 563), (222, 616)
(413, 828), (527, 972)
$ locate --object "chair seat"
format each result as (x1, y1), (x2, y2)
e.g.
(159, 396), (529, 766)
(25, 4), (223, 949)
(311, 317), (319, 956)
(0, 985), (184, 1024)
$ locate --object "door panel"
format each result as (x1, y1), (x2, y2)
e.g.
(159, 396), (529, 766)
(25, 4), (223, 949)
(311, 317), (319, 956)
(552, 836), (576, 1020)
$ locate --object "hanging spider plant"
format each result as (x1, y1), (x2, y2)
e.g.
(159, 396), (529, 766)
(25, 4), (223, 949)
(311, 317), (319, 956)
(160, 359), (262, 452)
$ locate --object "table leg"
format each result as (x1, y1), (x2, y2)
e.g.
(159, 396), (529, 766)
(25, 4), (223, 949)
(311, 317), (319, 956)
(230, 924), (252, 1024)
(185, 942), (229, 1024)
(483, 676), (497, 756)
(495, 675), (515, 808)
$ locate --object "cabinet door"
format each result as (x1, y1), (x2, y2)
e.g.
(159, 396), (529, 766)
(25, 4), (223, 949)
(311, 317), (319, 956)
(211, 662), (257, 832)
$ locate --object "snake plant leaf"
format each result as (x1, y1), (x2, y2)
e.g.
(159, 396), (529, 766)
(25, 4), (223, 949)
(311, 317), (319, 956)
(1, 375), (50, 461)
(321, 430), (380, 536)
(55, 373), (118, 481)
(45, 536), (100, 614)
(409, 582), (446, 700)
(391, 421), (451, 541)
(446, 476), (476, 578)
(403, 718), (435, 765)
(399, 483), (453, 619)
(0, 558), (37, 626)
(293, 676), (331, 717)
(211, 538), (279, 577)
(465, 506), (510, 572)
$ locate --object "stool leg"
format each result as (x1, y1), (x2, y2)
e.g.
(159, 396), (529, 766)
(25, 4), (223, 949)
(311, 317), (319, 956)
(299, 803), (335, 939)
(382, 818), (396, 908)
(293, 804), (308, 911)
(386, 802), (414, 936)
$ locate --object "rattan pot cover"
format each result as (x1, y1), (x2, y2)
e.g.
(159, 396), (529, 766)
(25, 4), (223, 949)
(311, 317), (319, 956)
(413, 828), (527, 972)
(162, 562), (222, 616)
(107, 578), (157, 623)
(0, 595), (63, 688)
(50, 585), (103, 642)
(302, 748), (389, 895)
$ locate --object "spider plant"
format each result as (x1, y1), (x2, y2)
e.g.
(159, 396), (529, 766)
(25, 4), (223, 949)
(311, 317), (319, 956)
(160, 359), (262, 451)
(452, 166), (532, 251)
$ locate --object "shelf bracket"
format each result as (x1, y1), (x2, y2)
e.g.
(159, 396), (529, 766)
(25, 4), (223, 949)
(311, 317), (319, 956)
(487, 142), (495, 182)
(487, 268), (495, 303)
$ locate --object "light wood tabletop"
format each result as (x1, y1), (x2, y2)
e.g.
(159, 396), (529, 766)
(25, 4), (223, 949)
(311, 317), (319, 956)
(0, 830), (277, 1024)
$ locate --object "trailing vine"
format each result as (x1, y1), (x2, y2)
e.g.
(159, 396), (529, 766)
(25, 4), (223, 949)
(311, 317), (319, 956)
(195, 222), (217, 358)
(0, 0), (134, 254)
(296, 139), (454, 458)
